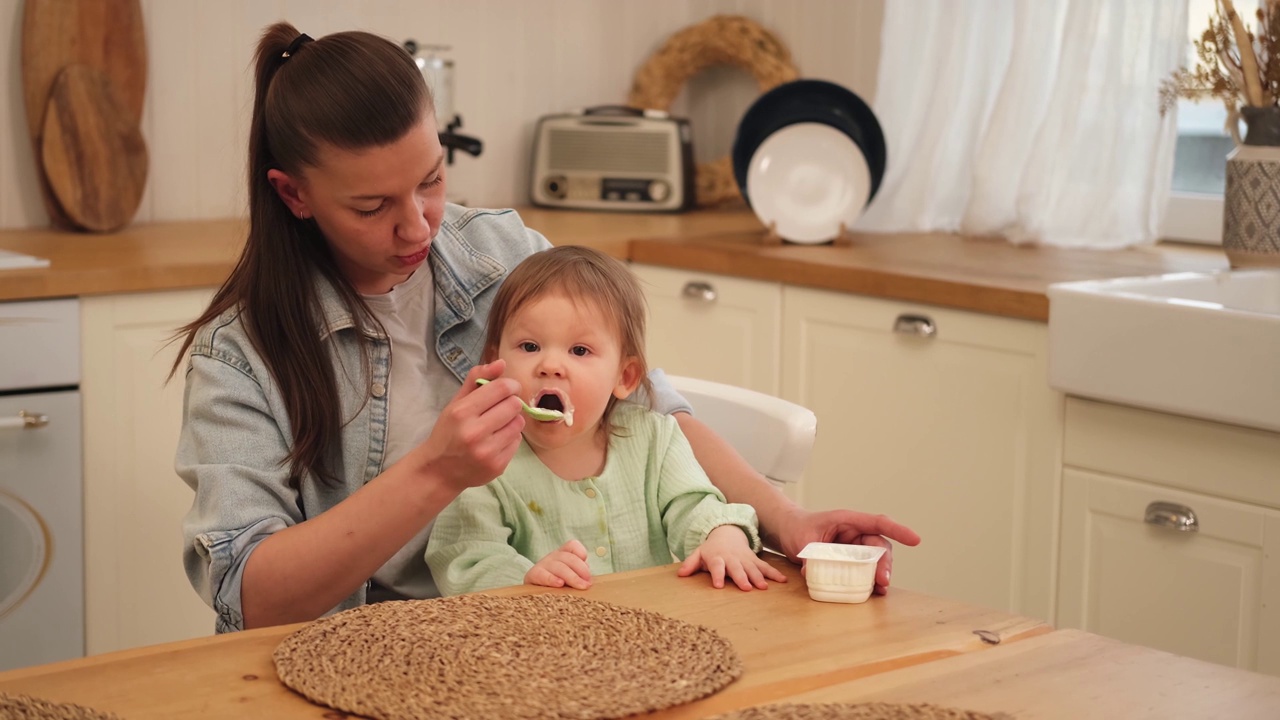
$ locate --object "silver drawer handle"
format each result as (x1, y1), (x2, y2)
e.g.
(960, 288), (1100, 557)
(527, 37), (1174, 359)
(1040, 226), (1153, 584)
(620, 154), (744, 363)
(0, 410), (49, 431)
(681, 281), (717, 303)
(893, 313), (937, 338)
(1144, 501), (1198, 532)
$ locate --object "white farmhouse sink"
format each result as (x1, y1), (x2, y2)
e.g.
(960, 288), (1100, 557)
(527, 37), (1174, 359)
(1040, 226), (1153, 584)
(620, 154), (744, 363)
(1048, 270), (1280, 432)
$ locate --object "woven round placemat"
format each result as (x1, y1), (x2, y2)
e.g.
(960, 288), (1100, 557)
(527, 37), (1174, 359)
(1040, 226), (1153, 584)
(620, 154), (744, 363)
(0, 692), (123, 720)
(707, 702), (1012, 720)
(273, 593), (742, 720)
(627, 14), (799, 207)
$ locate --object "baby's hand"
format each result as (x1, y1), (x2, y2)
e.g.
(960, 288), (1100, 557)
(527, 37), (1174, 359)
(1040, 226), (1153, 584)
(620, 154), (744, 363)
(678, 525), (788, 591)
(525, 539), (593, 590)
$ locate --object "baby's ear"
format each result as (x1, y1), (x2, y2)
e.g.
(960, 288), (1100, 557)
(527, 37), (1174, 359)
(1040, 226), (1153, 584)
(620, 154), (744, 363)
(613, 357), (643, 399)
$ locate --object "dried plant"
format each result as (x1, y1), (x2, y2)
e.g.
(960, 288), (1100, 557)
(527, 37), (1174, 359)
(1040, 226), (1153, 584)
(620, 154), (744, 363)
(1160, 0), (1280, 117)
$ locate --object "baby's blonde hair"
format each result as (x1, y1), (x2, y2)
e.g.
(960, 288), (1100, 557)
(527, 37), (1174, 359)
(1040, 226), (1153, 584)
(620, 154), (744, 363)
(484, 246), (652, 435)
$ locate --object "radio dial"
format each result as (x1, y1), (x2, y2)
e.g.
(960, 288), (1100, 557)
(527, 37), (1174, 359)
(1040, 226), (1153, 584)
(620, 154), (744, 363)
(648, 180), (671, 202)
(542, 175), (568, 200)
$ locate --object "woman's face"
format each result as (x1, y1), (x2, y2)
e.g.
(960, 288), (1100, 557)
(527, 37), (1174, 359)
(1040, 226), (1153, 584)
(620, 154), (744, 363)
(272, 112), (447, 295)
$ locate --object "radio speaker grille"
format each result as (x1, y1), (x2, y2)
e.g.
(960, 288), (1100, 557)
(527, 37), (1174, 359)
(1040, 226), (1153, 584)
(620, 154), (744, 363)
(548, 129), (670, 174)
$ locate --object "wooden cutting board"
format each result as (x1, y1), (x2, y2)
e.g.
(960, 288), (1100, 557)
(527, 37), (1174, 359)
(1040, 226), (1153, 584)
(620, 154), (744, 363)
(21, 0), (147, 230)
(41, 64), (148, 233)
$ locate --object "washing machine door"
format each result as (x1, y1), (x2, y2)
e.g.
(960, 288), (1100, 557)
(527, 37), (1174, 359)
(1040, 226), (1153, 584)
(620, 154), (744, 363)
(0, 389), (84, 672)
(0, 490), (50, 621)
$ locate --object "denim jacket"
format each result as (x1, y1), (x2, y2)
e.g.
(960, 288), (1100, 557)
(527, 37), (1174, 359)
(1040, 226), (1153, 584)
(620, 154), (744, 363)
(177, 205), (690, 633)
(176, 206), (557, 633)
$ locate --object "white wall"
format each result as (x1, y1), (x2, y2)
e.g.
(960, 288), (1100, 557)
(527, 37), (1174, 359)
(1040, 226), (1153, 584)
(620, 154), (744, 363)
(0, 0), (883, 229)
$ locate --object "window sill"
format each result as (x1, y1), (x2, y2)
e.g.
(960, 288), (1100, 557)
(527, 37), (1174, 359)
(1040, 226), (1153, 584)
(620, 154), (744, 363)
(1159, 192), (1222, 246)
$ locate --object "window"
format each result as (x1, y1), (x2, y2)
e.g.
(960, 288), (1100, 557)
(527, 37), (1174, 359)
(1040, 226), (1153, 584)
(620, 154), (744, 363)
(1161, 0), (1260, 244)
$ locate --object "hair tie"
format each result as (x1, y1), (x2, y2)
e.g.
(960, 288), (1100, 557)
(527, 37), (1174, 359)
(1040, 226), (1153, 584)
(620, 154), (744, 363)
(282, 33), (313, 59)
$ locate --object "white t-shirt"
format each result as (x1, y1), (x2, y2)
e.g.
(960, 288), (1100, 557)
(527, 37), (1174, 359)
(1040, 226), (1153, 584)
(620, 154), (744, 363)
(361, 268), (459, 599)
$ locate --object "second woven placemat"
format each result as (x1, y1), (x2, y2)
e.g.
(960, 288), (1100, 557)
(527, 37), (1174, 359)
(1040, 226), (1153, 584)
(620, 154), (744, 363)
(0, 692), (123, 720)
(707, 702), (1013, 720)
(274, 593), (742, 720)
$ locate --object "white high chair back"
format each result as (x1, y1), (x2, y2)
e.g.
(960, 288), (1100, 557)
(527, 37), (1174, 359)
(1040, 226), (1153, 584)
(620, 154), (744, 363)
(666, 375), (817, 485)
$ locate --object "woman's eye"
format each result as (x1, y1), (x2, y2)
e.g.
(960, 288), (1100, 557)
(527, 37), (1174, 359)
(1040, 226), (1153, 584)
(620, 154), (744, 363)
(519, 341), (539, 353)
(570, 346), (590, 357)
(422, 176), (444, 190)
(357, 203), (387, 218)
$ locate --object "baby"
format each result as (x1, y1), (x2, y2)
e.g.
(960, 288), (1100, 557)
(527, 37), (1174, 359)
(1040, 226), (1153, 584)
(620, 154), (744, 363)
(425, 246), (785, 594)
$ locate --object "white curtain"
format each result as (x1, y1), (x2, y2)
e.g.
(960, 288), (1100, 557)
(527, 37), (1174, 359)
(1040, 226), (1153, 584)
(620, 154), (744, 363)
(859, 0), (1189, 249)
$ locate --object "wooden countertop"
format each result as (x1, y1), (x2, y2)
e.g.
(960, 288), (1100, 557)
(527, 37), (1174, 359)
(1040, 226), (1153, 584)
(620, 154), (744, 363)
(628, 228), (1229, 322)
(0, 218), (248, 302)
(2, 557), (1276, 718)
(0, 208), (1229, 321)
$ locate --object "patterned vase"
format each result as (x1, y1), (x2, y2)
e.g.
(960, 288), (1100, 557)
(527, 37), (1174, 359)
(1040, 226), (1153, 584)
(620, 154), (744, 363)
(1223, 106), (1280, 267)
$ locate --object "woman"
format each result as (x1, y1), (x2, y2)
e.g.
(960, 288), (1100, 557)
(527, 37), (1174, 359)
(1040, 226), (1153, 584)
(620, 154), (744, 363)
(172, 22), (919, 633)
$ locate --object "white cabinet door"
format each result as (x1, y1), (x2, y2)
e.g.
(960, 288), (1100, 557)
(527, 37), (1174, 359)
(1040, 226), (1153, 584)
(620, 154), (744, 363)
(1058, 468), (1280, 675)
(781, 287), (1061, 618)
(81, 288), (215, 654)
(631, 264), (781, 395)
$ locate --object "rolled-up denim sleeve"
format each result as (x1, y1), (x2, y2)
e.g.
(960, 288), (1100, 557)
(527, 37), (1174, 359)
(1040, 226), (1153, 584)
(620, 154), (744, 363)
(176, 351), (301, 633)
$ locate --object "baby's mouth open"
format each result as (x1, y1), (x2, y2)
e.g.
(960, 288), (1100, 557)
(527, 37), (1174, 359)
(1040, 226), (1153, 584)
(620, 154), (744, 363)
(532, 388), (575, 427)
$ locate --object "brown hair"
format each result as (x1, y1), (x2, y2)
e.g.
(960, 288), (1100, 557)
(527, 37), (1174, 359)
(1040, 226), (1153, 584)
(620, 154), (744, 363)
(169, 22), (432, 485)
(483, 246), (653, 436)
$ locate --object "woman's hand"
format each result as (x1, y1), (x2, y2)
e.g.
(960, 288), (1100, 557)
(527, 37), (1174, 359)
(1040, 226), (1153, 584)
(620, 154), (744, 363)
(411, 360), (525, 493)
(775, 508), (921, 595)
(678, 525), (788, 590)
(525, 540), (593, 589)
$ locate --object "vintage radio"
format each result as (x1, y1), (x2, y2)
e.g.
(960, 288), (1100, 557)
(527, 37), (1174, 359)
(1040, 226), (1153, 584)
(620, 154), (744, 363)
(529, 106), (695, 212)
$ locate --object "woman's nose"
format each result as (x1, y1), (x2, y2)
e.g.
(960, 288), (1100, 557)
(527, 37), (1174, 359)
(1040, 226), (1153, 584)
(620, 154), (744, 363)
(397, 197), (431, 243)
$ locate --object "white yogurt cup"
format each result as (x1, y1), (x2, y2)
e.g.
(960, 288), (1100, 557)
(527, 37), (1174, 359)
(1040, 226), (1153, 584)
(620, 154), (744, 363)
(798, 542), (887, 604)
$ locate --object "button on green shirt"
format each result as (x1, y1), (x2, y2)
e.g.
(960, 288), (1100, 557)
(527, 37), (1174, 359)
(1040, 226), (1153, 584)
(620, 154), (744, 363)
(425, 403), (762, 596)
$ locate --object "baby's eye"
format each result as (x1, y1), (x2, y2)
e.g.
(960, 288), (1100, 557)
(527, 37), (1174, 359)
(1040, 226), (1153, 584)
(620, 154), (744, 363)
(519, 341), (539, 353)
(570, 346), (590, 357)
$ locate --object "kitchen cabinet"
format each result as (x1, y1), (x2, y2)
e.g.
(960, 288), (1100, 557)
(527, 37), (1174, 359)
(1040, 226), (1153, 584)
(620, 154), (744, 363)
(631, 264), (781, 396)
(1057, 398), (1280, 675)
(81, 288), (215, 654)
(780, 286), (1062, 620)
(632, 264), (803, 501)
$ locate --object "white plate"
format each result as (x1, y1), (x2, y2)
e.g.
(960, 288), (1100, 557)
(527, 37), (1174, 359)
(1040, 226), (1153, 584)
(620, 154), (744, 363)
(745, 122), (872, 244)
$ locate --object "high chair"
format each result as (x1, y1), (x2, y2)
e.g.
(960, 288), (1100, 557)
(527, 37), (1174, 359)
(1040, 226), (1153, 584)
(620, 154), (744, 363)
(666, 375), (817, 486)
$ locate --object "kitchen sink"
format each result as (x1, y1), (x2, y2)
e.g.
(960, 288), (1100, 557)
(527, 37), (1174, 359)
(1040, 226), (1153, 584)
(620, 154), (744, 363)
(1047, 269), (1280, 432)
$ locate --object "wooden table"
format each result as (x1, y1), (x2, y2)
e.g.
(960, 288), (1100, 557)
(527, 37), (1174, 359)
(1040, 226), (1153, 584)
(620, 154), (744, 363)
(782, 628), (1280, 719)
(1, 557), (1275, 718)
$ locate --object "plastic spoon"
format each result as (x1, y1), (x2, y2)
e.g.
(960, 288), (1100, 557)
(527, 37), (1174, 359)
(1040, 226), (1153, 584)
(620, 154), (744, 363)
(474, 378), (566, 422)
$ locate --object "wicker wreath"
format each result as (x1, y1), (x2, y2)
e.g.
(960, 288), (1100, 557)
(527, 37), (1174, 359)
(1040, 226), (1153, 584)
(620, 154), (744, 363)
(628, 15), (799, 207)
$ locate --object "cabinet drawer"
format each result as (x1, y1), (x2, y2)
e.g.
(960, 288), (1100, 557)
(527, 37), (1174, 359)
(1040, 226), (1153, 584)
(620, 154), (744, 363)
(784, 289), (1046, 353)
(1058, 467), (1280, 674)
(1064, 398), (1280, 510)
(630, 264), (781, 395)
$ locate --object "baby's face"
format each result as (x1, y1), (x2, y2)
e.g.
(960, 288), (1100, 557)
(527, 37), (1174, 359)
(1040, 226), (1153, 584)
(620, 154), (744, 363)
(496, 291), (638, 450)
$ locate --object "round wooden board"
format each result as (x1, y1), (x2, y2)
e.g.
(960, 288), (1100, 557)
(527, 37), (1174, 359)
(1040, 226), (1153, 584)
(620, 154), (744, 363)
(21, 0), (146, 228)
(41, 65), (148, 233)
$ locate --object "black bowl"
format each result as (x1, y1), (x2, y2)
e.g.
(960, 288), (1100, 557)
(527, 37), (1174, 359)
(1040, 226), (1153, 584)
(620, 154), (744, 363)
(731, 79), (887, 209)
